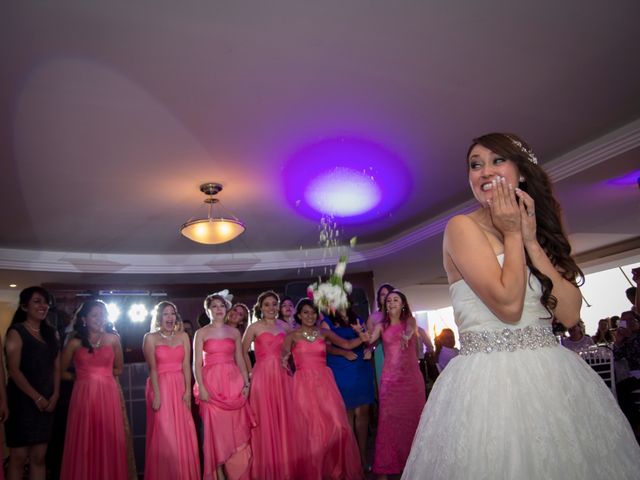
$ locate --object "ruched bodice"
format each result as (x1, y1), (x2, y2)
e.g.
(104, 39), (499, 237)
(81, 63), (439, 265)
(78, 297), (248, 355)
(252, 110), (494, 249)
(254, 332), (285, 361)
(449, 254), (549, 333)
(203, 338), (235, 366)
(154, 344), (184, 374)
(74, 346), (115, 379)
(292, 338), (327, 370)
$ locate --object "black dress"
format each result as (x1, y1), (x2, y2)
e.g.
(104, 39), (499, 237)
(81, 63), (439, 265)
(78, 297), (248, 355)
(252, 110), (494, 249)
(5, 323), (57, 447)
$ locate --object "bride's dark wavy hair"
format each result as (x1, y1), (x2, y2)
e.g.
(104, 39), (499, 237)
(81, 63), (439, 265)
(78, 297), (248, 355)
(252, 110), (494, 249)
(466, 133), (584, 315)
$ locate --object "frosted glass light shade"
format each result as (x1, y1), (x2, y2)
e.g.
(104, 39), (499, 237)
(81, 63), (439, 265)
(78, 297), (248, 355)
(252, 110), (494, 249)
(180, 218), (245, 245)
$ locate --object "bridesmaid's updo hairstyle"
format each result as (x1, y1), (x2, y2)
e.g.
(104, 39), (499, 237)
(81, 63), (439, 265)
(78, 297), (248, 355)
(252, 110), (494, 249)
(294, 298), (319, 324)
(203, 294), (231, 319)
(11, 286), (59, 359)
(73, 299), (109, 354)
(253, 291), (280, 320)
(150, 301), (180, 333)
(466, 133), (584, 315)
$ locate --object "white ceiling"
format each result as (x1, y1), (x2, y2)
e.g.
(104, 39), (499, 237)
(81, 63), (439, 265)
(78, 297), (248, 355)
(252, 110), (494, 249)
(1, 1), (639, 309)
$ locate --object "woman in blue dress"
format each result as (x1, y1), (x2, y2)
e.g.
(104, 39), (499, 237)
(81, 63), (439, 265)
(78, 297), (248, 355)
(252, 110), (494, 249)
(322, 306), (375, 469)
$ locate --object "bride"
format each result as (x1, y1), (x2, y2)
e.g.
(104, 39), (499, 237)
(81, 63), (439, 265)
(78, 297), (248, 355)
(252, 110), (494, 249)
(402, 133), (639, 479)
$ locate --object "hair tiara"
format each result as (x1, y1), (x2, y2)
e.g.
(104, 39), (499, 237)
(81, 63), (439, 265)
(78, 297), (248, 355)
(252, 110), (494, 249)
(507, 135), (538, 165)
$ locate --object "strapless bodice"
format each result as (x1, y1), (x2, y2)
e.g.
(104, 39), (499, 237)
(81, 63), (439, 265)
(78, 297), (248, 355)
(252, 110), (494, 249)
(292, 339), (327, 371)
(203, 338), (235, 366)
(254, 332), (285, 361)
(154, 344), (184, 373)
(74, 346), (114, 379)
(449, 254), (550, 333)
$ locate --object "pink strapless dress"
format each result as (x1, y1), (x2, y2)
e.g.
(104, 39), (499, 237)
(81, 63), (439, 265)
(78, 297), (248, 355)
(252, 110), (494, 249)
(60, 346), (128, 480)
(145, 344), (200, 480)
(195, 338), (255, 480)
(373, 323), (426, 474)
(292, 339), (364, 480)
(249, 332), (296, 480)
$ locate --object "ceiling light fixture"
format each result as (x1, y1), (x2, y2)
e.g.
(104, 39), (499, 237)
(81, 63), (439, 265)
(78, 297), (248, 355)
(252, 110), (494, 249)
(180, 182), (245, 245)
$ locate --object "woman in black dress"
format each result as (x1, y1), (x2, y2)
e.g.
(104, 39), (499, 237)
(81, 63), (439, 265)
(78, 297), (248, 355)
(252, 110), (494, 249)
(4, 286), (60, 480)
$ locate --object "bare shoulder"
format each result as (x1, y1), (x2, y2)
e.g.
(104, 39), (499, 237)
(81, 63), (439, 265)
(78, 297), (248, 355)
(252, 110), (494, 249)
(227, 326), (241, 339)
(286, 329), (301, 342)
(276, 319), (289, 329)
(103, 332), (121, 344)
(5, 327), (22, 343)
(444, 214), (480, 242)
(243, 322), (259, 338)
(65, 337), (82, 350)
(143, 331), (157, 342)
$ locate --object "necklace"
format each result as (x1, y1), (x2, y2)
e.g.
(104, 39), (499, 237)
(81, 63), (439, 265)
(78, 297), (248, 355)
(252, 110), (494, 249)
(301, 329), (319, 342)
(24, 321), (41, 334)
(89, 333), (103, 349)
(159, 330), (175, 340)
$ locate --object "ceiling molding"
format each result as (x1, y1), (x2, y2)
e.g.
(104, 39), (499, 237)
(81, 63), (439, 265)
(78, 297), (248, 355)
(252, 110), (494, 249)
(2, 119), (639, 274)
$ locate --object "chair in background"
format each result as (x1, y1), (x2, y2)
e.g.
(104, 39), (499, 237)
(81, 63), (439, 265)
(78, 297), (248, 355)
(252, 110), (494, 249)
(579, 345), (617, 399)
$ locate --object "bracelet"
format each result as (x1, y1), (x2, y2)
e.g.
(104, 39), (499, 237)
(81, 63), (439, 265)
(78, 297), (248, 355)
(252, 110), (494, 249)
(35, 396), (44, 403)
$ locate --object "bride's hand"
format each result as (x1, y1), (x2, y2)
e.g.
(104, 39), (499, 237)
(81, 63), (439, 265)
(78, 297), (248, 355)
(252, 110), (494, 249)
(515, 188), (537, 246)
(487, 176), (521, 235)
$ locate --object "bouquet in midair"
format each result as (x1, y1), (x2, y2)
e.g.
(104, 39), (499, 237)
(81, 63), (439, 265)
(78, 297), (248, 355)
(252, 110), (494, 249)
(307, 237), (356, 315)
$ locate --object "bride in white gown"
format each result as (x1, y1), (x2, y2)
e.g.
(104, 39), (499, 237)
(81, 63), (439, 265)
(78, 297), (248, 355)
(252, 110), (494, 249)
(402, 133), (639, 480)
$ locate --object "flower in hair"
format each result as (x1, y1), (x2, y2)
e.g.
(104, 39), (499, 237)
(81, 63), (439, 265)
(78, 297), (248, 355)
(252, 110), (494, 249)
(213, 289), (234, 305)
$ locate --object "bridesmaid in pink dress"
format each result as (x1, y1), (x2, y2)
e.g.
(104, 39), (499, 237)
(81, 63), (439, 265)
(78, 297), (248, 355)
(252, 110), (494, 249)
(281, 299), (366, 480)
(194, 293), (255, 480)
(241, 291), (295, 480)
(367, 290), (425, 479)
(60, 300), (128, 480)
(143, 301), (200, 480)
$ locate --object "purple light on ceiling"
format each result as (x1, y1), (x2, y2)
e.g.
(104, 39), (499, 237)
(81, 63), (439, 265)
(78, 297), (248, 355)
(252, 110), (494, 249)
(605, 169), (640, 187)
(283, 138), (412, 224)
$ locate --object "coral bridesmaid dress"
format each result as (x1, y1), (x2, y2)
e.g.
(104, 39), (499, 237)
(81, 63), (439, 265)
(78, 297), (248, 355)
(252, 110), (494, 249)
(60, 346), (128, 480)
(195, 338), (255, 480)
(249, 332), (296, 480)
(373, 323), (425, 475)
(291, 338), (364, 480)
(145, 344), (200, 479)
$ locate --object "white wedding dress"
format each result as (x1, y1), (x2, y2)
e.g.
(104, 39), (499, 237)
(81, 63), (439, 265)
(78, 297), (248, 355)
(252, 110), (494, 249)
(403, 258), (640, 480)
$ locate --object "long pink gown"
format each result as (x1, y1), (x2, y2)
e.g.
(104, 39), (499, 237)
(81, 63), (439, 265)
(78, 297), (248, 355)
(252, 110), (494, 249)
(145, 344), (200, 479)
(291, 338), (364, 480)
(373, 323), (426, 475)
(195, 338), (255, 480)
(249, 332), (296, 480)
(60, 346), (128, 480)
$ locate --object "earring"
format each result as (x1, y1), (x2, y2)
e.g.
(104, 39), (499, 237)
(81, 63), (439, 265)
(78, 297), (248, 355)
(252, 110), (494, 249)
(519, 175), (525, 183)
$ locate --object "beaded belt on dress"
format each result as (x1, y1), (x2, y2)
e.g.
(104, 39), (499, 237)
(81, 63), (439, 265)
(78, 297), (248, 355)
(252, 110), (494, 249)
(459, 325), (557, 355)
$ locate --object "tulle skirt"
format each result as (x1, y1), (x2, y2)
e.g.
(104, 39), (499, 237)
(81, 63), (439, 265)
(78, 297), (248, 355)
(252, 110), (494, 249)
(402, 344), (640, 480)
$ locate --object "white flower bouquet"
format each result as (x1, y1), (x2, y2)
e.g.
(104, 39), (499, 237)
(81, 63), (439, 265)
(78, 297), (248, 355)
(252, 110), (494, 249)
(307, 255), (353, 315)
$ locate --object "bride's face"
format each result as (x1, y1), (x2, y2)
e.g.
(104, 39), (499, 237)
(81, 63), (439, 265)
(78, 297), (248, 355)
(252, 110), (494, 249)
(468, 144), (520, 207)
